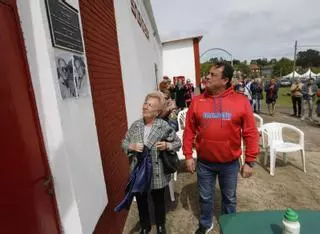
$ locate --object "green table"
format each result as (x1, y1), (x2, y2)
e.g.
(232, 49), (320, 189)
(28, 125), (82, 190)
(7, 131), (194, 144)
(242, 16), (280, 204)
(219, 210), (320, 234)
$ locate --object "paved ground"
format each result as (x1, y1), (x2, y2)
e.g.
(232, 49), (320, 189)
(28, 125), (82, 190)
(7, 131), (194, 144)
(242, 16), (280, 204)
(123, 106), (320, 234)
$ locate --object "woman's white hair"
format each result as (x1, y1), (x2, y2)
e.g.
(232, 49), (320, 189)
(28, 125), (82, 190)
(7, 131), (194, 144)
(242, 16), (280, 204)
(144, 91), (166, 112)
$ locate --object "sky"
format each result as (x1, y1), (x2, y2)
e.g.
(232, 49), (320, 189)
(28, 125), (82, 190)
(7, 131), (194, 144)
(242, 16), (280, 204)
(151, 0), (320, 62)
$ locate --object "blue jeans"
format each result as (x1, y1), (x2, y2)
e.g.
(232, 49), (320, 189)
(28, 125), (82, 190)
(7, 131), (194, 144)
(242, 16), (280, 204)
(197, 159), (240, 228)
(253, 98), (262, 112)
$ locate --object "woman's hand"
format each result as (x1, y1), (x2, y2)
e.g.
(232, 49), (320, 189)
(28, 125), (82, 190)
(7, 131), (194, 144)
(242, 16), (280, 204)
(129, 143), (144, 152)
(156, 141), (168, 151)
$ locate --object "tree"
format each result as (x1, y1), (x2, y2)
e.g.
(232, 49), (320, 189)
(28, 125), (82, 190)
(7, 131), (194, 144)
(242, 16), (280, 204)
(232, 59), (240, 65)
(269, 58), (277, 65)
(235, 62), (251, 76)
(200, 62), (213, 75)
(272, 58), (294, 77)
(250, 60), (257, 65)
(256, 58), (268, 67)
(208, 57), (219, 63)
(250, 58), (271, 66)
(296, 49), (320, 68)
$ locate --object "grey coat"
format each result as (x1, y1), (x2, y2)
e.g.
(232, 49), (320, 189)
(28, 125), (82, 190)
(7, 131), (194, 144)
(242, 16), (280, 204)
(302, 83), (318, 100)
(122, 118), (181, 189)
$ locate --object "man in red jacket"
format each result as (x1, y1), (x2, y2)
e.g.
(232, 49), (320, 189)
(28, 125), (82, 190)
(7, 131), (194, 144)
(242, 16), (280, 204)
(183, 62), (259, 234)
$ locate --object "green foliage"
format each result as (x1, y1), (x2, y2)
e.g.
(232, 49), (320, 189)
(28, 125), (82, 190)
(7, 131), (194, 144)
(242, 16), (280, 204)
(251, 58), (269, 67)
(296, 49), (320, 68)
(235, 63), (251, 76)
(208, 57), (219, 63)
(312, 67), (320, 74)
(272, 58), (294, 77)
(200, 51), (320, 78)
(270, 58), (278, 64)
(277, 87), (292, 107)
(201, 62), (213, 75)
(232, 59), (240, 65)
(201, 57), (233, 75)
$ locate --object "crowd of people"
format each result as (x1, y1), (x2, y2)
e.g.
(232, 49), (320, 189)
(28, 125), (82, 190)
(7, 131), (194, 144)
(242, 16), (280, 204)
(290, 77), (319, 120)
(159, 76), (195, 109)
(234, 75), (320, 120)
(234, 76), (279, 116)
(115, 62), (320, 234)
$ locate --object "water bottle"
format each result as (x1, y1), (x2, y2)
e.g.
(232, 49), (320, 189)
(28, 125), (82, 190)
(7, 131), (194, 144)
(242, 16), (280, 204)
(282, 208), (300, 234)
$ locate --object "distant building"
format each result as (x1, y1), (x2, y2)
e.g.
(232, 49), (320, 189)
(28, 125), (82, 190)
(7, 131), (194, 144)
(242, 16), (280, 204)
(162, 35), (202, 86)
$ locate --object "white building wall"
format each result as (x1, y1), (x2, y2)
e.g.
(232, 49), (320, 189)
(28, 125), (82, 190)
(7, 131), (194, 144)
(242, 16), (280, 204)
(114, 0), (163, 126)
(162, 39), (196, 85)
(17, 1), (107, 233)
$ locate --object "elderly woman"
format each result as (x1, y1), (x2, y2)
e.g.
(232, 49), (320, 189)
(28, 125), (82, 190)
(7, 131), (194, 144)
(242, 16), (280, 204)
(119, 91), (181, 234)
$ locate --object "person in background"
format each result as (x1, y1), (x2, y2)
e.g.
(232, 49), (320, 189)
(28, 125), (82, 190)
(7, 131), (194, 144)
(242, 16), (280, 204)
(119, 92), (181, 234)
(185, 79), (195, 107)
(159, 76), (169, 93)
(183, 62), (259, 234)
(265, 78), (279, 116)
(199, 77), (206, 94)
(251, 78), (263, 113)
(316, 87), (320, 118)
(174, 78), (187, 110)
(316, 80), (320, 118)
(167, 79), (176, 100)
(160, 89), (179, 131)
(244, 78), (253, 106)
(301, 78), (318, 121)
(290, 78), (303, 118)
(234, 75), (245, 95)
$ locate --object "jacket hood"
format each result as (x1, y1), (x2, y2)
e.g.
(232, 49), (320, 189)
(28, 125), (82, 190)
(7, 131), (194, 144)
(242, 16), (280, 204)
(204, 85), (235, 98)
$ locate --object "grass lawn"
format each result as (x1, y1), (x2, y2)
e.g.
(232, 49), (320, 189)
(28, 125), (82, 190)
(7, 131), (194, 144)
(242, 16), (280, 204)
(276, 87), (292, 108)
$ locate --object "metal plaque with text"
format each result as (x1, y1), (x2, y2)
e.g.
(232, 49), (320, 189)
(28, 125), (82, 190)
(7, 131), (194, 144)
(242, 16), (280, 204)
(45, 0), (84, 53)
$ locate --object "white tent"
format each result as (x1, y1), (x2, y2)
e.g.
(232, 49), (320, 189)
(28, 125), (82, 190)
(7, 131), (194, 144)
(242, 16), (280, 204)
(301, 68), (317, 78)
(316, 73), (320, 78)
(282, 71), (302, 79)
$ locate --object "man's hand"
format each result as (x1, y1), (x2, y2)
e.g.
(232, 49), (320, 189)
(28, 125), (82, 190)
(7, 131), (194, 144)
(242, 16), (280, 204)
(186, 158), (196, 173)
(129, 143), (144, 152)
(241, 163), (253, 178)
(156, 141), (168, 151)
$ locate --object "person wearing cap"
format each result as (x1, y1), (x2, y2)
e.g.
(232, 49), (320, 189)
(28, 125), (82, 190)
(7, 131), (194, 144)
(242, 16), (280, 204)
(290, 78), (303, 118)
(301, 78), (318, 121)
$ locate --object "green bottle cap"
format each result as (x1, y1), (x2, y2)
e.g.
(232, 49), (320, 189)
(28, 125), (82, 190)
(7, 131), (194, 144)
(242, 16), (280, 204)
(284, 208), (299, 222)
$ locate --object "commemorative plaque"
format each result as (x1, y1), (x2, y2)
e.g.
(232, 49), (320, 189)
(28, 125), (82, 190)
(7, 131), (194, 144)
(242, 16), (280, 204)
(46, 0), (84, 53)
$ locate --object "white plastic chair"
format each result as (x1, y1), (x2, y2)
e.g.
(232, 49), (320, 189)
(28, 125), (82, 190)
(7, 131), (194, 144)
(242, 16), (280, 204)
(175, 108), (197, 181)
(176, 108), (193, 160)
(168, 180), (175, 201)
(177, 108), (188, 138)
(253, 113), (263, 133)
(261, 122), (306, 176)
(240, 113), (264, 166)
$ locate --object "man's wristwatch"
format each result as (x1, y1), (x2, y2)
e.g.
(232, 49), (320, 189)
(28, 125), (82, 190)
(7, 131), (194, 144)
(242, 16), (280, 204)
(245, 161), (255, 168)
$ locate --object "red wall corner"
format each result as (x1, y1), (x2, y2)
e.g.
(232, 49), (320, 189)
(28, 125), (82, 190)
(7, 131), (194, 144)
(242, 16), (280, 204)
(79, 0), (129, 233)
(193, 38), (201, 86)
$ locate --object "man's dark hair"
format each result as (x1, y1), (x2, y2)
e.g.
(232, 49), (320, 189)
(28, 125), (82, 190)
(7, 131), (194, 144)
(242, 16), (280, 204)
(215, 61), (234, 88)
